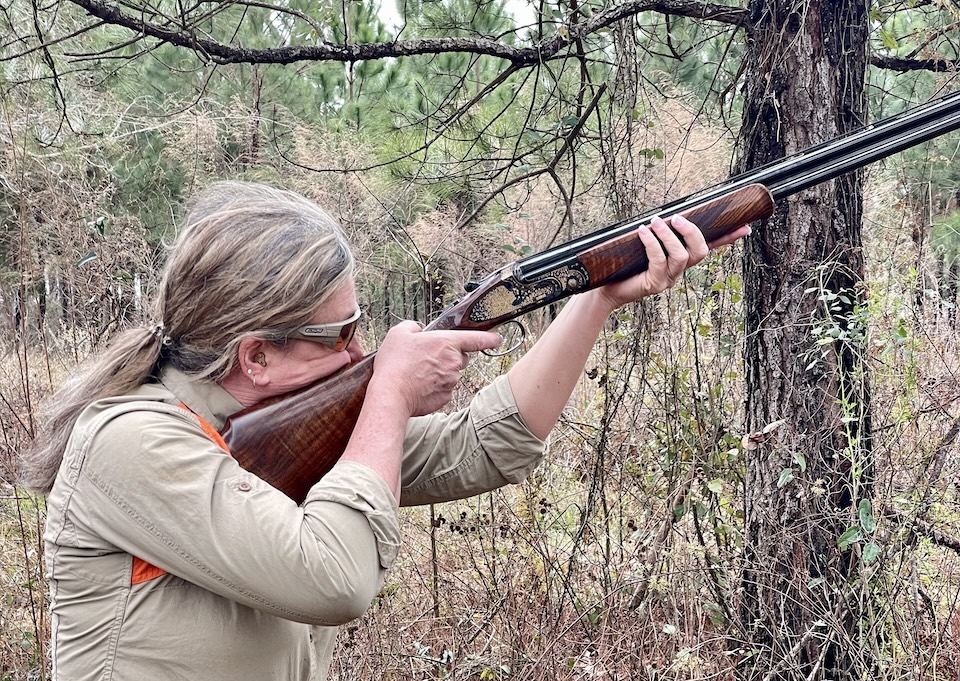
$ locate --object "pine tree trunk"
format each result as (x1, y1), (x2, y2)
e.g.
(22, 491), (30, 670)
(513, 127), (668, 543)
(736, 1), (873, 677)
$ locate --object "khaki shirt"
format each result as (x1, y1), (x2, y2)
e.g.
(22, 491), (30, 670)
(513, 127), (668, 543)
(44, 366), (544, 680)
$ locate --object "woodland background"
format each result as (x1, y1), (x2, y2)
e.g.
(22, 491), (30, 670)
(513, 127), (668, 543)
(3, 0), (960, 678)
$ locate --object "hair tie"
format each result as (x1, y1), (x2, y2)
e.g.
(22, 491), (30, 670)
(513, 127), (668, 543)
(151, 322), (173, 346)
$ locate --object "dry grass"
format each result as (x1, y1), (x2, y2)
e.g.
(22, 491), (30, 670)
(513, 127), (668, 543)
(4, 98), (960, 681)
(0, 489), (46, 680)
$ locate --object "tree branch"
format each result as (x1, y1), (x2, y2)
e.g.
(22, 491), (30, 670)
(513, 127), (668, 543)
(63, 0), (749, 66)
(886, 504), (960, 557)
(60, 0), (960, 77)
(870, 54), (960, 72)
(454, 82), (607, 230)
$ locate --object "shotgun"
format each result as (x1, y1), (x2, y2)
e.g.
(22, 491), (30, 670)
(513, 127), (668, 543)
(222, 90), (960, 503)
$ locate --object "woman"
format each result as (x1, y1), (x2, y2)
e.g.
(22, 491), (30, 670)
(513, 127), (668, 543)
(22, 181), (748, 679)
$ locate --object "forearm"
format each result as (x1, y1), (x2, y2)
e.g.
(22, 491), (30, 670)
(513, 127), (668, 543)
(506, 215), (738, 440)
(338, 381), (407, 500)
(506, 290), (616, 440)
(339, 321), (504, 501)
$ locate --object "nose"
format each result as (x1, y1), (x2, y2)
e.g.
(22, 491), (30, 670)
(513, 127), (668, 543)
(345, 336), (365, 363)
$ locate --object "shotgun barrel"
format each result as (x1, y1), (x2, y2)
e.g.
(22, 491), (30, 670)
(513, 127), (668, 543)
(517, 89), (960, 281)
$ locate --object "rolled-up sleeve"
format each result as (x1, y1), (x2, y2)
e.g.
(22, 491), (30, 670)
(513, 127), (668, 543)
(304, 462), (401, 569)
(400, 375), (546, 506)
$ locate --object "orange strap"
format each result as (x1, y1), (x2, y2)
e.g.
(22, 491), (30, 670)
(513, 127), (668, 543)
(131, 404), (231, 585)
(188, 408), (231, 454)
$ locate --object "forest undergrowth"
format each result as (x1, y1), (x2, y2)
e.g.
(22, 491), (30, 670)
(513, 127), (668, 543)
(2, 114), (960, 680)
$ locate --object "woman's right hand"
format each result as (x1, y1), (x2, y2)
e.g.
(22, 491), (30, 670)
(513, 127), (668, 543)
(370, 321), (502, 417)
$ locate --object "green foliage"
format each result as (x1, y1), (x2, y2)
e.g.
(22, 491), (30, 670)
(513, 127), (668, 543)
(631, 10), (744, 107)
(4, 0), (960, 678)
(401, 0), (517, 40)
(932, 210), (960, 266)
(867, 3), (960, 209)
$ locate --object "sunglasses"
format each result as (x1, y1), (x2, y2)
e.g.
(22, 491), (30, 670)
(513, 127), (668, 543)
(290, 308), (362, 351)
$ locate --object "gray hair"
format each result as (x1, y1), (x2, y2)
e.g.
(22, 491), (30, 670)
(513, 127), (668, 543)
(20, 181), (354, 493)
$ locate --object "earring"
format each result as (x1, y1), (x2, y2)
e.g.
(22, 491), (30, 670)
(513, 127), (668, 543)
(247, 368), (257, 388)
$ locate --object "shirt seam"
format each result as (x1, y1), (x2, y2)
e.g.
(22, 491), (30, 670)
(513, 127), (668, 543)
(472, 404), (518, 429)
(102, 578), (130, 681)
(404, 398), (525, 495)
(404, 441), (487, 495)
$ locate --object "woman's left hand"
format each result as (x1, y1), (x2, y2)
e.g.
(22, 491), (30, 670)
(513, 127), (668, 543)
(506, 213), (750, 440)
(594, 215), (750, 312)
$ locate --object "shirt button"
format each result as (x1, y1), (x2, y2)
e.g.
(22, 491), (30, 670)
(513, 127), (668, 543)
(236, 481), (252, 492)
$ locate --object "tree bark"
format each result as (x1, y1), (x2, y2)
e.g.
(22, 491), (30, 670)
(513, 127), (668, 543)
(736, 0), (872, 678)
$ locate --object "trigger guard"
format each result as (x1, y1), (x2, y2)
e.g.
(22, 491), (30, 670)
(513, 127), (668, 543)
(482, 320), (526, 358)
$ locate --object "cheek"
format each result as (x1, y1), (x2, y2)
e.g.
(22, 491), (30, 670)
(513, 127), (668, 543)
(272, 349), (352, 391)
(312, 353), (353, 378)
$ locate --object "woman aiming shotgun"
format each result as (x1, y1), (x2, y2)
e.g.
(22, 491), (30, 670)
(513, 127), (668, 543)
(21, 181), (749, 679)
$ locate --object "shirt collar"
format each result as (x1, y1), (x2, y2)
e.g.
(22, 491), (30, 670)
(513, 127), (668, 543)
(158, 365), (243, 431)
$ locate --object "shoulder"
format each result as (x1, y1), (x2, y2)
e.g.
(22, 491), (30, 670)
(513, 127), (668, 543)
(75, 384), (194, 446)
(46, 386), (221, 509)
(67, 386), (216, 478)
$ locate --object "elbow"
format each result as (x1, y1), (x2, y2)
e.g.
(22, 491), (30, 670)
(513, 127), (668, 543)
(324, 573), (382, 625)
(295, 491), (398, 624)
(297, 561), (385, 626)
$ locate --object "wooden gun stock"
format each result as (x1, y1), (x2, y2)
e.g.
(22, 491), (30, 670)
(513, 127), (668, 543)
(222, 185), (774, 502)
(575, 184), (773, 285)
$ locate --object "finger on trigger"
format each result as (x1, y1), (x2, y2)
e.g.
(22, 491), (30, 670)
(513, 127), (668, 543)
(450, 330), (503, 354)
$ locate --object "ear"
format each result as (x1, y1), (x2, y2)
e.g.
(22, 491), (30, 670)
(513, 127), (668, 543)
(236, 337), (275, 387)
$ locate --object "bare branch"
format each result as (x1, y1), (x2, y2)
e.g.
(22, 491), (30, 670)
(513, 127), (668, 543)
(52, 0), (960, 79)
(454, 82), (607, 229)
(885, 503), (960, 557)
(63, 0), (750, 66)
(0, 18), (106, 62)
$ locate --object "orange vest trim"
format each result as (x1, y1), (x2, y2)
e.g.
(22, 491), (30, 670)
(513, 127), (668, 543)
(181, 402), (231, 455)
(130, 403), (232, 586)
(131, 556), (168, 585)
